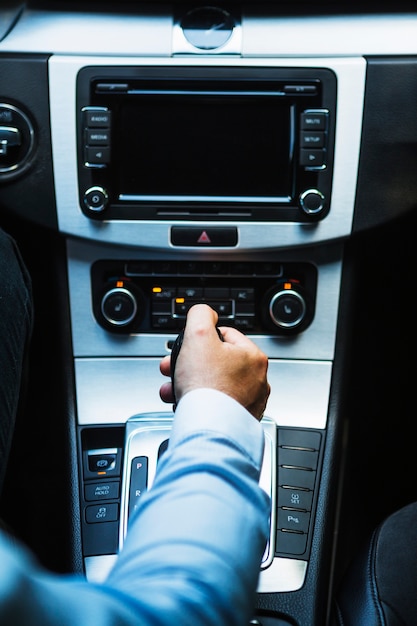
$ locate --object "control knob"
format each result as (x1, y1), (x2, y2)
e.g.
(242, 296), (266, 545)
(299, 188), (325, 217)
(267, 282), (307, 331)
(101, 282), (140, 328)
(83, 186), (109, 213)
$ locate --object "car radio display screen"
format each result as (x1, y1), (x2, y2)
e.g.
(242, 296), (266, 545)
(117, 96), (294, 203)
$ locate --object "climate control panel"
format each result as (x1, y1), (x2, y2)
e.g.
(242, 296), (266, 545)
(91, 260), (317, 336)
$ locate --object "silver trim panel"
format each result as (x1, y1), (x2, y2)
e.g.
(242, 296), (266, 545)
(66, 239), (343, 362)
(1, 10), (417, 57)
(75, 357), (331, 430)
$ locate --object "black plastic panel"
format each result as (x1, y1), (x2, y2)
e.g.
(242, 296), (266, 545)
(353, 57), (417, 233)
(0, 54), (58, 229)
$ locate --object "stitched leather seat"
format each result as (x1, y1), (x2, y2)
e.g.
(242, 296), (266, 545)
(333, 502), (417, 626)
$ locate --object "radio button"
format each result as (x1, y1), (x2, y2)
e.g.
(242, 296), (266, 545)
(284, 84), (317, 95)
(85, 146), (110, 165)
(95, 83), (129, 93)
(84, 109), (111, 127)
(86, 129), (111, 145)
(300, 131), (324, 149)
(299, 148), (325, 168)
(84, 186), (108, 212)
(300, 110), (328, 130)
(299, 189), (325, 216)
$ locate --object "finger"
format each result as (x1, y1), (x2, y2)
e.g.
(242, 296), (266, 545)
(217, 324), (254, 347)
(159, 380), (174, 403)
(184, 303), (219, 340)
(160, 354), (171, 376)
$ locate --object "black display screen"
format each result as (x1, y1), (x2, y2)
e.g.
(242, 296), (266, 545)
(118, 95), (294, 203)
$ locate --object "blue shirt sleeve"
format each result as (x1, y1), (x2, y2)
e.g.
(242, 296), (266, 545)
(0, 389), (271, 626)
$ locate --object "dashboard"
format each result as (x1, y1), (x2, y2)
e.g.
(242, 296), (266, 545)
(1, 3), (417, 625)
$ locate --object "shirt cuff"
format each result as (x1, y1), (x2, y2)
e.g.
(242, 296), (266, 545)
(169, 388), (265, 471)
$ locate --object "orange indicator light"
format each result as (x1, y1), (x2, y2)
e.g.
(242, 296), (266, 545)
(152, 287), (162, 293)
(116, 280), (124, 288)
(176, 297), (185, 304)
(284, 282), (292, 290)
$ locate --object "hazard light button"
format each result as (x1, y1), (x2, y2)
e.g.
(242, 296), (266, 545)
(171, 227), (238, 247)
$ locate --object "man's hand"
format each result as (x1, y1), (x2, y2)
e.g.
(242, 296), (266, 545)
(159, 304), (270, 421)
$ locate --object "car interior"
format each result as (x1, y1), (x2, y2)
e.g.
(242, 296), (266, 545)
(1, 1), (417, 624)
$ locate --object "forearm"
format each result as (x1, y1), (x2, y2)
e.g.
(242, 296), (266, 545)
(108, 389), (270, 625)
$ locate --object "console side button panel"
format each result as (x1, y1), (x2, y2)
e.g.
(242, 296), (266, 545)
(276, 428), (324, 560)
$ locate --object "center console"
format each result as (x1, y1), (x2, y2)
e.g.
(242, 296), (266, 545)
(54, 50), (365, 596)
(60, 55), (363, 595)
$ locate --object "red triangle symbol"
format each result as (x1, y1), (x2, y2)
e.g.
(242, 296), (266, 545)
(197, 231), (211, 244)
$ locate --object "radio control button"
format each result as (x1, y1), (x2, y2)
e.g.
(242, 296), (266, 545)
(299, 148), (325, 168)
(86, 129), (111, 145)
(299, 189), (325, 216)
(284, 85), (317, 95)
(83, 186), (109, 212)
(84, 109), (111, 127)
(300, 110), (328, 130)
(300, 131), (324, 148)
(85, 146), (110, 165)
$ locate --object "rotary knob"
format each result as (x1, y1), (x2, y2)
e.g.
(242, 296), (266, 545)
(299, 189), (325, 217)
(268, 287), (307, 330)
(83, 186), (109, 213)
(101, 285), (138, 327)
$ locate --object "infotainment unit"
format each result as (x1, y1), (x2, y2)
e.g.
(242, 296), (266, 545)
(76, 66), (336, 222)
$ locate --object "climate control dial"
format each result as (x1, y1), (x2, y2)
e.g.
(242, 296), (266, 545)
(100, 280), (144, 329)
(269, 289), (306, 329)
(263, 280), (309, 332)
